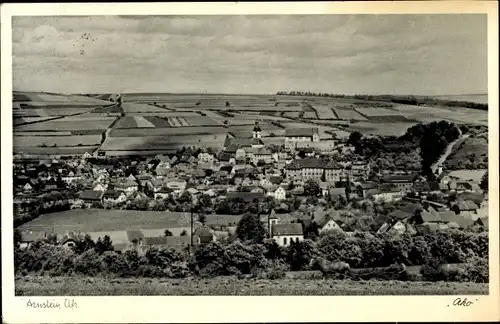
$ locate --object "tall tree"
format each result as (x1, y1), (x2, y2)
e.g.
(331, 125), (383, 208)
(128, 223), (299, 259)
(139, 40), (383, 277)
(347, 131), (363, 146)
(235, 213), (266, 243)
(304, 179), (321, 197)
(479, 172), (488, 192)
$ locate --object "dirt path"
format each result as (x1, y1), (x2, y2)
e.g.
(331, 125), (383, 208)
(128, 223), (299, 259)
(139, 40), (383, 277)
(431, 128), (468, 174)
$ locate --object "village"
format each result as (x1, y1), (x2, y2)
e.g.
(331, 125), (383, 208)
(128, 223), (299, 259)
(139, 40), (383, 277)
(13, 121), (489, 253)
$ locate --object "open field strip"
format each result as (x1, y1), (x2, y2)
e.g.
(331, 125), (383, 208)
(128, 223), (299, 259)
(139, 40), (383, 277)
(354, 106), (404, 117)
(13, 146), (99, 155)
(333, 108), (369, 121)
(313, 104), (338, 119)
(108, 126), (227, 137)
(101, 134), (227, 151)
(121, 102), (171, 113)
(18, 209), (243, 233)
(127, 111), (200, 117)
(347, 122), (419, 136)
(15, 276), (488, 296)
(14, 135), (102, 147)
(14, 118), (116, 131)
(133, 116), (156, 128)
(14, 131), (73, 136)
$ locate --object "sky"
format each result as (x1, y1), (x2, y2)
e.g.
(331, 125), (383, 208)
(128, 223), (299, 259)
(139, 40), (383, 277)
(12, 14), (488, 95)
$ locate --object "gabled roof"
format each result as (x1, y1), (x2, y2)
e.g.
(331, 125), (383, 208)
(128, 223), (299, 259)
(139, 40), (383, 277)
(358, 181), (377, 190)
(126, 230), (144, 243)
(329, 187), (347, 197)
(285, 128), (318, 137)
(454, 200), (479, 211)
(226, 191), (265, 202)
(103, 190), (125, 199)
(420, 210), (442, 223)
(124, 179), (138, 187)
(382, 174), (416, 183)
(20, 231), (47, 243)
(272, 223), (304, 236)
(79, 190), (103, 201)
(389, 209), (413, 220)
(142, 236), (170, 246)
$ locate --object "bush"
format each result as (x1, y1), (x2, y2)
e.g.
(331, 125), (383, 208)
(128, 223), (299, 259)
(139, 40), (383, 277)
(317, 231), (363, 267)
(225, 240), (266, 275)
(73, 249), (102, 276)
(285, 239), (318, 271)
(99, 251), (130, 276)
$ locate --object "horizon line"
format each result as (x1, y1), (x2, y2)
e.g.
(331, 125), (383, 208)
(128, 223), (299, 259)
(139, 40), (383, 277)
(12, 89), (488, 98)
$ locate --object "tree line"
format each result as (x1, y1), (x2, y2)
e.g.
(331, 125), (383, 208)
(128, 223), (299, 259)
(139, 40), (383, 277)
(276, 91), (487, 110)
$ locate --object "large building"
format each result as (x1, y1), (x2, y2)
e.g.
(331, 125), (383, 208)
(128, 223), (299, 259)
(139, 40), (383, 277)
(284, 128), (319, 150)
(285, 157), (343, 183)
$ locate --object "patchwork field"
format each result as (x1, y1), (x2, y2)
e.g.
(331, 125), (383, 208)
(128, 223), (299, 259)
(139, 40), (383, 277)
(12, 92), (489, 157)
(16, 276), (488, 296)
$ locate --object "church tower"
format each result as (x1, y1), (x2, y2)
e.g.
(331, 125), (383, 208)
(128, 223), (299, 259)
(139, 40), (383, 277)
(253, 121), (262, 139)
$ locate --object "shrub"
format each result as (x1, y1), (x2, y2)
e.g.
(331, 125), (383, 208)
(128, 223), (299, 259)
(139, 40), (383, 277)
(73, 249), (102, 276)
(285, 239), (318, 271)
(144, 246), (183, 268)
(99, 251), (130, 276)
(317, 231), (363, 267)
(225, 240), (266, 275)
(163, 261), (191, 278)
(191, 242), (229, 278)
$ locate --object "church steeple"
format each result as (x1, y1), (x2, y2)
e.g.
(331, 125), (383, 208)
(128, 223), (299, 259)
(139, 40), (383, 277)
(253, 121), (261, 139)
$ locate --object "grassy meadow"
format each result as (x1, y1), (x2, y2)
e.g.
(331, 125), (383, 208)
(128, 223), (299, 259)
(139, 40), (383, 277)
(15, 276), (489, 296)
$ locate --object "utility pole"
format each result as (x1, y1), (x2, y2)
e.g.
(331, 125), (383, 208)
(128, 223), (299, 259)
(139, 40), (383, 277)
(190, 206), (194, 247)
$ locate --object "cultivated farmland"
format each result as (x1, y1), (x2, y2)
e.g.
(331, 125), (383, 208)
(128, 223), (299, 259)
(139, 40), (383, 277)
(101, 134), (227, 152)
(333, 108), (368, 121)
(13, 135), (102, 147)
(14, 117), (117, 132)
(109, 126), (227, 137)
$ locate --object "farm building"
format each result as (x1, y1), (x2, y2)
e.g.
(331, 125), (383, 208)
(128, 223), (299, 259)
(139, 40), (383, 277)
(285, 157), (343, 183)
(285, 128), (319, 150)
(78, 190), (104, 207)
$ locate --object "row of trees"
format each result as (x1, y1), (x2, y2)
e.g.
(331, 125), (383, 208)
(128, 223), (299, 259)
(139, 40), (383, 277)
(14, 229), (488, 282)
(276, 92), (488, 111)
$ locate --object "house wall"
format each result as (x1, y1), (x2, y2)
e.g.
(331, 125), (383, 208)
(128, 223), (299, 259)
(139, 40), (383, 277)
(273, 235), (303, 247)
(319, 220), (342, 233)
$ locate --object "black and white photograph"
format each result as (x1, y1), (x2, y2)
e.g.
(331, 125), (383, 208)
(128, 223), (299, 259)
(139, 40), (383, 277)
(2, 1), (499, 323)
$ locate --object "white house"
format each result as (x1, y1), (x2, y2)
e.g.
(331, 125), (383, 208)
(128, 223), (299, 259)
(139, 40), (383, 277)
(267, 186), (286, 200)
(93, 183), (107, 192)
(103, 190), (127, 204)
(316, 214), (343, 233)
(165, 179), (187, 193)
